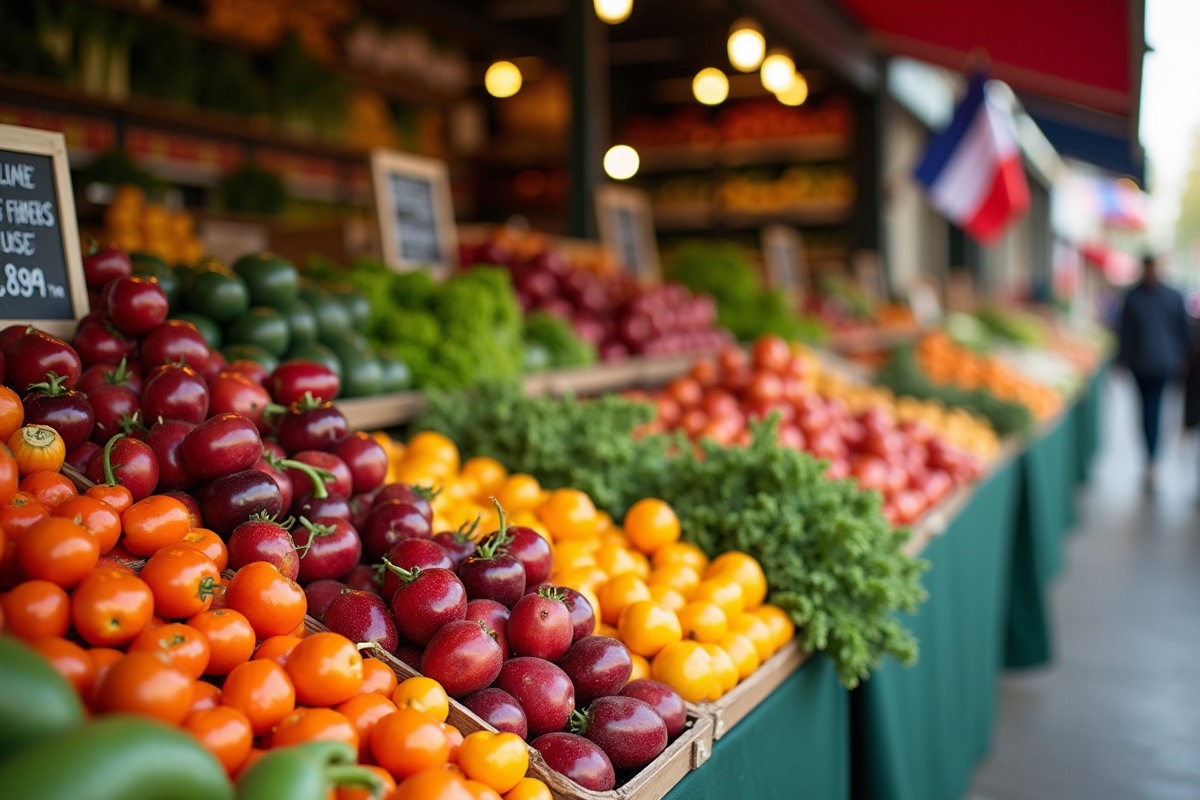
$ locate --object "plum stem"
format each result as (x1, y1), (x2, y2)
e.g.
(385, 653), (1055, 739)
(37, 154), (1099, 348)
(27, 371), (68, 396)
(104, 357), (135, 387)
(380, 557), (421, 584)
(537, 585), (566, 603)
(294, 515), (336, 558)
(276, 458), (334, 499)
(568, 708), (592, 735)
(100, 433), (126, 487)
(474, 498), (513, 559)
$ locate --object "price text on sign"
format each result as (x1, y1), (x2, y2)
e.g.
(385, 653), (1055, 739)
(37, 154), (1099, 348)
(389, 174), (441, 265)
(0, 150), (72, 319)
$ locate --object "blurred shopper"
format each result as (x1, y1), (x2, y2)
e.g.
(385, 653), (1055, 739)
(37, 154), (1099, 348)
(1117, 254), (1192, 486)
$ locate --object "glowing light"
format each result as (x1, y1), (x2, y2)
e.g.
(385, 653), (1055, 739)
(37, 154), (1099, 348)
(604, 145), (640, 180)
(727, 19), (765, 72)
(485, 61), (522, 98)
(760, 49), (795, 94)
(692, 67), (730, 106)
(594, 0), (633, 24)
(775, 72), (809, 106)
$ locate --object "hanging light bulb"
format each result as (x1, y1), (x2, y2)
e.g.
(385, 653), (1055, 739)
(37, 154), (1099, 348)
(485, 61), (523, 98)
(775, 72), (809, 106)
(727, 19), (765, 72)
(604, 145), (640, 180)
(692, 67), (730, 106)
(594, 0), (633, 24)
(760, 49), (795, 94)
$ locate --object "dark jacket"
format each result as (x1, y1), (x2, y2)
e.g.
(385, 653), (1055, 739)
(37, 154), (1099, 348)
(1118, 281), (1192, 380)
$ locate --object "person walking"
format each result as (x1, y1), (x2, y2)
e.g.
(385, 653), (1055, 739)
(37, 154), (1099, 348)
(1117, 254), (1192, 486)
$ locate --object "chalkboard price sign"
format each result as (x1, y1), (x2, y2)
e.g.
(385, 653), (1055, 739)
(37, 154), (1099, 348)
(0, 125), (86, 337)
(370, 149), (458, 276)
(594, 185), (660, 282)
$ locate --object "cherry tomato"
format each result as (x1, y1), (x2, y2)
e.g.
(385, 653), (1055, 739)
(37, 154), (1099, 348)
(139, 546), (222, 618)
(189, 679), (222, 713)
(140, 320), (211, 372)
(121, 495), (191, 557)
(0, 579), (70, 639)
(129, 621), (212, 679)
(458, 731), (529, 795)
(73, 321), (135, 369)
(53, 495), (121, 554)
(270, 707), (359, 750)
(20, 470), (77, 510)
(285, 631), (364, 707)
(358, 658), (399, 697)
(269, 360), (341, 406)
(177, 528), (229, 571)
(187, 608), (256, 675)
(371, 707), (451, 779)
(106, 276), (169, 337)
(208, 372), (272, 433)
(18, 516), (98, 588)
(28, 635), (95, 695)
(392, 769), (471, 800)
(336, 693), (398, 760)
(97, 650), (194, 724)
(140, 364), (209, 425)
(6, 330), (81, 393)
(8, 424), (66, 476)
(224, 561), (307, 639)
(72, 568), (155, 646)
(86, 436), (159, 502)
(252, 634), (302, 666)
(184, 706), (253, 774)
(221, 658), (296, 735)
(83, 241), (132, 289)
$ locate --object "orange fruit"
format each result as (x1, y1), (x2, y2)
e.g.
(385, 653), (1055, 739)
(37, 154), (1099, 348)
(676, 601), (728, 643)
(596, 574), (650, 626)
(617, 600), (682, 658)
(623, 499), (680, 554)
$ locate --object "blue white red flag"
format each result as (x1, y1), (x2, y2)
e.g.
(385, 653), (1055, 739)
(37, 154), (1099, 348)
(914, 74), (1030, 244)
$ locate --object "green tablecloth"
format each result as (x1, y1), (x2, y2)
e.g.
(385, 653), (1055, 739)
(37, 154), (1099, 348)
(667, 656), (848, 800)
(850, 458), (1021, 800)
(1073, 365), (1107, 485)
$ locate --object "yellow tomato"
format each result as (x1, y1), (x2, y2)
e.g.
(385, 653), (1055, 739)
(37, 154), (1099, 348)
(503, 778), (552, 800)
(600, 530), (631, 549)
(440, 503), (487, 533)
(554, 567), (609, 593)
(676, 601), (728, 643)
(752, 604), (796, 650)
(509, 511), (550, 541)
(626, 550), (650, 580)
(617, 601), (682, 658)
(594, 511), (614, 533)
(392, 459), (447, 487)
(717, 632), (760, 680)
(458, 731), (528, 794)
(728, 613), (775, 661)
(647, 563), (701, 599)
(461, 457), (508, 495)
(593, 544), (640, 578)
(651, 542), (709, 573)
(651, 641), (716, 703)
(596, 574), (651, 626)
(406, 432), (460, 473)
(648, 584), (686, 612)
(552, 540), (600, 574)
(391, 677), (450, 722)
(692, 576), (745, 620)
(596, 622), (619, 638)
(537, 489), (598, 540)
(704, 552), (767, 610)
(623, 499), (680, 554)
(495, 474), (542, 511)
(628, 653), (651, 682)
(700, 643), (739, 700)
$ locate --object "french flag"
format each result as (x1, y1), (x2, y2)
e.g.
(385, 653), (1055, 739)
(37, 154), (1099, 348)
(914, 75), (1030, 244)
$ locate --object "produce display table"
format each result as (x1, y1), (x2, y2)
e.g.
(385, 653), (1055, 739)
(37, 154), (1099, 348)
(666, 657), (849, 800)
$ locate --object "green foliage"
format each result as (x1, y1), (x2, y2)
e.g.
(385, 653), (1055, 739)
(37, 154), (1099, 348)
(220, 166), (286, 215)
(876, 346), (1035, 438)
(196, 49), (265, 117)
(129, 21), (198, 104)
(416, 385), (927, 687)
(523, 312), (596, 369)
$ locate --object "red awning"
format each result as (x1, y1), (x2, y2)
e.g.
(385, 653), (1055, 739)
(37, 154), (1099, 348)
(837, 0), (1142, 119)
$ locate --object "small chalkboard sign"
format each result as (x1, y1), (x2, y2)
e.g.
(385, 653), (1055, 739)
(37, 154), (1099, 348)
(760, 224), (807, 298)
(0, 125), (87, 338)
(594, 185), (660, 281)
(369, 149), (458, 276)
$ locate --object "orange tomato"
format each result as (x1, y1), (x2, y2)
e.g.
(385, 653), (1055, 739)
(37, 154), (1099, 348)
(692, 575), (746, 620)
(703, 552), (767, 610)
(628, 652), (651, 682)
(52, 495), (121, 554)
(177, 528), (228, 571)
(139, 545), (221, 619)
(458, 731), (529, 794)
(224, 561), (307, 639)
(221, 659), (296, 735)
(503, 778), (552, 800)
(618, 600), (683, 657)
(0, 450), (17, 509)
(648, 584), (686, 612)
(253, 635), (303, 666)
(358, 657), (399, 696)
(120, 495), (191, 557)
(371, 707), (451, 779)
(461, 457), (507, 495)
(623, 499), (680, 554)
(593, 544), (640, 578)
(8, 425), (65, 476)
(650, 641), (716, 703)
(129, 622), (212, 679)
(97, 651), (194, 724)
(28, 635), (95, 696)
(337, 765), (396, 800)
(495, 474), (542, 511)
(85, 483), (133, 514)
(20, 470), (77, 510)
(596, 574), (651, 626)
(1, 578), (70, 639)
(17, 516), (98, 588)
(463, 779), (503, 800)
(391, 676), (449, 722)
(0, 492), (49, 542)
(71, 568), (154, 646)
(86, 646), (124, 708)
(651, 541), (709, 572)
(752, 604), (795, 650)
(700, 643), (739, 700)
(647, 563), (701, 599)
(184, 705), (253, 774)
(536, 489), (597, 540)
(0, 385), (24, 443)
(716, 631), (760, 680)
(285, 632), (364, 707)
(728, 613), (775, 661)
(187, 608), (256, 675)
(270, 707), (358, 749)
(405, 431), (460, 472)
(336, 692), (398, 761)
(190, 679), (222, 713)
(393, 769), (472, 800)
(442, 722), (463, 764)
(676, 601), (728, 643)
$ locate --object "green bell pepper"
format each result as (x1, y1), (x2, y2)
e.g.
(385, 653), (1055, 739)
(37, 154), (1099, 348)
(226, 307), (291, 357)
(0, 637), (84, 758)
(232, 252), (300, 310)
(236, 742), (383, 800)
(0, 715), (233, 800)
(131, 253), (181, 312)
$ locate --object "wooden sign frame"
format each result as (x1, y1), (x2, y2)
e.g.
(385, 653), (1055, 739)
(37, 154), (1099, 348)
(0, 124), (88, 338)
(369, 148), (458, 277)
(594, 183), (660, 281)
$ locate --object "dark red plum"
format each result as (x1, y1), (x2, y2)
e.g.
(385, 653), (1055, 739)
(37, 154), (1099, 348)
(420, 619), (504, 698)
(619, 679), (687, 740)
(292, 516), (361, 584)
(463, 688), (528, 739)
(343, 564), (382, 596)
(202, 469), (283, 535)
(432, 521), (478, 570)
(387, 565), (467, 645)
(286, 450), (352, 499)
(145, 419), (198, 491)
(304, 579), (348, 621)
(507, 586), (572, 661)
(494, 657), (575, 738)
(503, 527), (552, 586)
(572, 695), (667, 771)
(381, 539), (452, 601)
(324, 589), (398, 654)
(393, 641), (424, 670)
(458, 506), (525, 608)
(363, 500), (431, 559)
(140, 364), (208, 424)
(559, 587), (597, 642)
(86, 435), (159, 501)
(372, 483), (434, 524)
(227, 516), (299, 580)
(559, 636), (632, 708)
(330, 432), (388, 495)
(23, 373), (94, 451)
(275, 399), (347, 454)
(529, 733), (614, 791)
(464, 599), (510, 661)
(182, 413), (262, 480)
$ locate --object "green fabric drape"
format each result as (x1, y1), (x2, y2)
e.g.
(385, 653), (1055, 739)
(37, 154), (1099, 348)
(666, 656), (849, 800)
(851, 459), (1020, 800)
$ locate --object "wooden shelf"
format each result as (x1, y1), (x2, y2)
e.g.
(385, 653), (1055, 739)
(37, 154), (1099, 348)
(654, 200), (852, 231)
(637, 135), (850, 173)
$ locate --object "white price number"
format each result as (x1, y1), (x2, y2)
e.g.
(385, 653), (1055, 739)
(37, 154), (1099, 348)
(0, 263), (63, 299)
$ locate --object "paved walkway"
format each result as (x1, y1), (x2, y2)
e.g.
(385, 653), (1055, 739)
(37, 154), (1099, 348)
(970, 374), (1200, 800)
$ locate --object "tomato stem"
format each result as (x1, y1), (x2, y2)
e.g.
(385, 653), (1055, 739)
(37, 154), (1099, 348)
(379, 557), (420, 584)
(568, 708), (591, 735)
(100, 433), (125, 487)
(104, 357), (134, 388)
(275, 458), (334, 499)
(26, 371), (68, 397)
(294, 516), (335, 559)
(474, 498), (513, 559)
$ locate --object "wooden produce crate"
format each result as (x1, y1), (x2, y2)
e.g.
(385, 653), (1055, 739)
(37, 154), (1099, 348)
(307, 616), (715, 800)
(688, 640), (808, 740)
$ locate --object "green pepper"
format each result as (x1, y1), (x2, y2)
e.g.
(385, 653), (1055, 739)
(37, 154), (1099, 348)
(232, 252), (300, 309)
(285, 300), (319, 347)
(236, 742), (382, 800)
(325, 283), (371, 330)
(298, 284), (352, 345)
(0, 716), (233, 800)
(187, 270), (250, 323)
(226, 307), (290, 357)
(378, 350), (412, 393)
(131, 253), (181, 311)
(0, 637), (84, 759)
(329, 340), (382, 397)
(286, 341), (342, 378)
(173, 312), (224, 349)
(223, 343), (280, 374)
